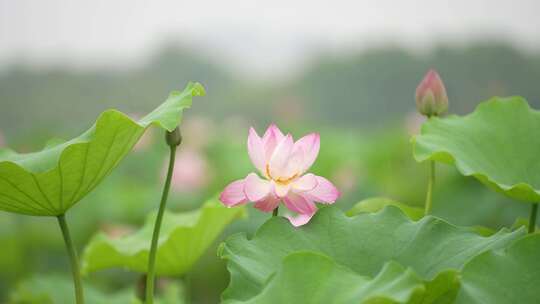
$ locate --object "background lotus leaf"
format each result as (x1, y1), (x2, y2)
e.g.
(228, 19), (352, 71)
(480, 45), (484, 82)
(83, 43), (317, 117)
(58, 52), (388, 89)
(82, 199), (246, 276)
(413, 97), (540, 202)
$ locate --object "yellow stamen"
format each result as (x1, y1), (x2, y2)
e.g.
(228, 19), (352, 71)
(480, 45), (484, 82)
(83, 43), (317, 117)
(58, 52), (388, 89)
(265, 164), (298, 185)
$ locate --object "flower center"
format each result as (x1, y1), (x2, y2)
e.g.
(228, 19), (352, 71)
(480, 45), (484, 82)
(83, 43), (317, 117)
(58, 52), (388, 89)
(265, 164), (298, 185)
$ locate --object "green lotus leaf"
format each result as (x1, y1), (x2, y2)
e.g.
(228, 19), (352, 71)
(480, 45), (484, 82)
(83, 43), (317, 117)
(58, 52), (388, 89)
(346, 197), (424, 220)
(0, 82), (205, 216)
(219, 206), (523, 302)
(8, 274), (185, 304)
(82, 199), (246, 276)
(456, 234), (540, 303)
(413, 97), (540, 202)
(9, 274), (135, 304)
(226, 251), (425, 304)
(346, 198), (496, 237)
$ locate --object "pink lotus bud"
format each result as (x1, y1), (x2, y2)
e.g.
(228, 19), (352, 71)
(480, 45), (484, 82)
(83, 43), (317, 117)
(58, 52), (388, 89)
(415, 69), (448, 117)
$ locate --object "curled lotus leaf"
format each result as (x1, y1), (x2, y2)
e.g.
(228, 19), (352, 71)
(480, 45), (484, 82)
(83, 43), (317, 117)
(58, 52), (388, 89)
(82, 199), (246, 276)
(0, 82), (205, 216)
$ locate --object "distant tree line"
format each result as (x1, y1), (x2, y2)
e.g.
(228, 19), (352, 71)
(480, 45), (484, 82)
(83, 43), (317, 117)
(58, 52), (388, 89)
(1, 42), (539, 145)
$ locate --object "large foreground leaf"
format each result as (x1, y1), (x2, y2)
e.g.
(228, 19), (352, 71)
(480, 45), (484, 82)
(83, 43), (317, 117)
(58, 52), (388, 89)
(228, 252), (425, 304)
(0, 82), (205, 216)
(456, 234), (540, 303)
(82, 199), (246, 276)
(219, 206), (523, 302)
(413, 97), (540, 202)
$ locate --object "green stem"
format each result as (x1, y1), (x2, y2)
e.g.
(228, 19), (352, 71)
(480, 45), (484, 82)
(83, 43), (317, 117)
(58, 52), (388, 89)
(145, 145), (177, 303)
(424, 160), (435, 215)
(136, 274), (147, 301)
(273, 207), (279, 217)
(57, 214), (84, 304)
(184, 273), (191, 304)
(529, 203), (538, 233)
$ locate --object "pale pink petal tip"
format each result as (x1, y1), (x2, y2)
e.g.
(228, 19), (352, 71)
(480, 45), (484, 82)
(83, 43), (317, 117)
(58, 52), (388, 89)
(247, 127), (266, 173)
(262, 124), (284, 142)
(266, 123), (282, 134)
(293, 133), (320, 172)
(286, 212), (315, 227)
(220, 179), (247, 207)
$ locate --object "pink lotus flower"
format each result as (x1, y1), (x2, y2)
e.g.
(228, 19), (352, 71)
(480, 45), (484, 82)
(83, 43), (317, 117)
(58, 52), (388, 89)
(220, 124), (340, 226)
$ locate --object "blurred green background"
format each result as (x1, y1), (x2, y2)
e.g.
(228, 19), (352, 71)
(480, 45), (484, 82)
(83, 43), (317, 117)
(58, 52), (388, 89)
(2, 1), (540, 303)
(0, 42), (536, 303)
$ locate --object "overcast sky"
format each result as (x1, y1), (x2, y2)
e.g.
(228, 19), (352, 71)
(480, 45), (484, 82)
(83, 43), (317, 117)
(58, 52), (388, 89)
(1, 0), (539, 77)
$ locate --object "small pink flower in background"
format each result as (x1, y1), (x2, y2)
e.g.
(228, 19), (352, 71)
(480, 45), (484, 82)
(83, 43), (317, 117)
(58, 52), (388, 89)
(168, 148), (211, 193)
(404, 112), (426, 136)
(158, 117), (214, 194)
(220, 124), (340, 226)
(100, 223), (135, 239)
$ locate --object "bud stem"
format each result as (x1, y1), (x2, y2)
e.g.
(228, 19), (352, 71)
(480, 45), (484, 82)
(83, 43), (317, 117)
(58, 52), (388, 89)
(183, 273), (192, 303)
(272, 207), (279, 217)
(145, 143), (177, 303)
(529, 203), (538, 233)
(424, 160), (435, 215)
